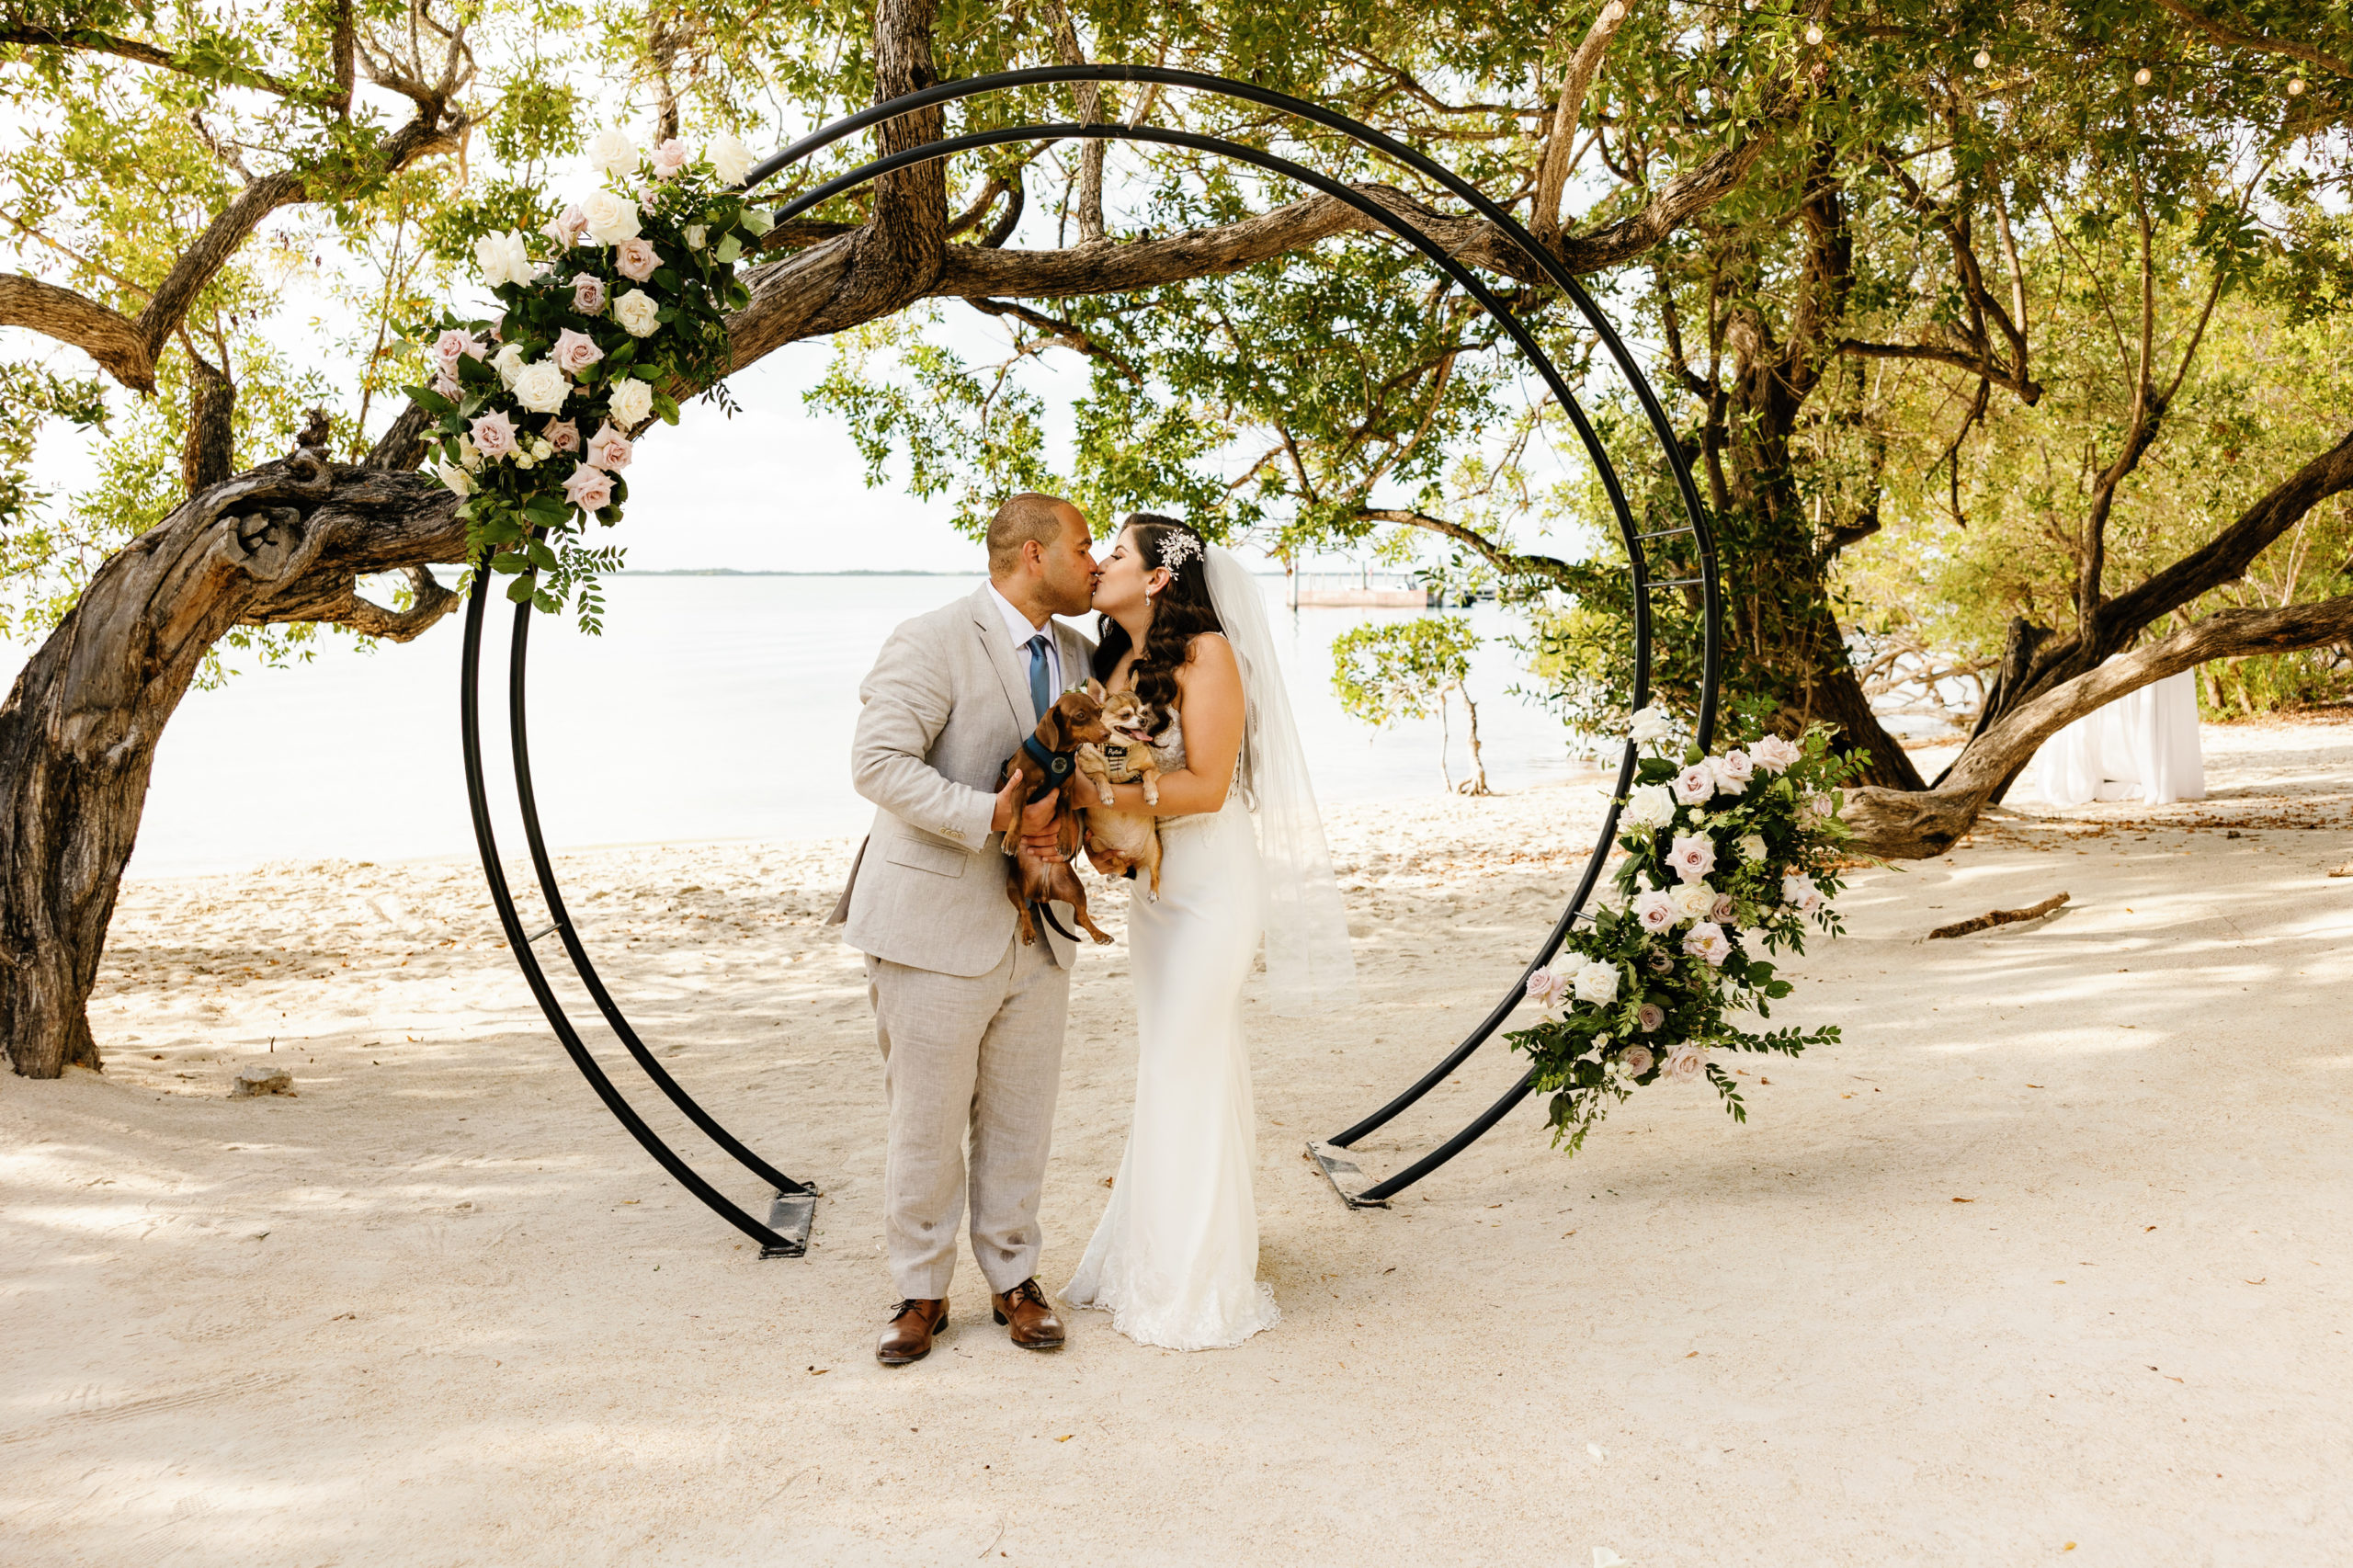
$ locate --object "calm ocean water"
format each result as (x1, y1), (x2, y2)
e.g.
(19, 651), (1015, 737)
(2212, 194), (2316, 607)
(5, 574), (1599, 878)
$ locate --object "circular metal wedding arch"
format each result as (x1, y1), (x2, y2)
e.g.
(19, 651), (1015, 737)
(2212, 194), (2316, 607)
(460, 65), (1722, 1257)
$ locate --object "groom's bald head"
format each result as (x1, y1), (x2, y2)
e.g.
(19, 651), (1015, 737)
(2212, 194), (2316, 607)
(988, 493), (1099, 619)
(987, 493), (1086, 574)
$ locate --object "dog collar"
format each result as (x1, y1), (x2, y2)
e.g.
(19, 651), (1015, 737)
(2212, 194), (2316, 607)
(1020, 733), (1074, 782)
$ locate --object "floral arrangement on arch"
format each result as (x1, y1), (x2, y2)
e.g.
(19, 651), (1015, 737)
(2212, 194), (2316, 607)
(1506, 706), (1865, 1153)
(407, 126), (769, 623)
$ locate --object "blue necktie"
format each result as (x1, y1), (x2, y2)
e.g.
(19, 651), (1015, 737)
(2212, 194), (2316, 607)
(1025, 632), (1052, 721)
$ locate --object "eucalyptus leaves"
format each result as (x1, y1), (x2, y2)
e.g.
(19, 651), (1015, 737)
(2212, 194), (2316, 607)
(1507, 708), (1864, 1153)
(406, 129), (767, 627)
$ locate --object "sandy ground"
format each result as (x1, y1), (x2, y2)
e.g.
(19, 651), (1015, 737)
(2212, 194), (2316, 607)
(5, 719), (2350, 1566)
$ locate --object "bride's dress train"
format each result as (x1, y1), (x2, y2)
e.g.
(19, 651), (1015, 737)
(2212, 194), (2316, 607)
(1064, 773), (1278, 1350)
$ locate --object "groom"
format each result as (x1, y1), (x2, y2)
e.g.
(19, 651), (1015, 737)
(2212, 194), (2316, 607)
(829, 493), (1101, 1367)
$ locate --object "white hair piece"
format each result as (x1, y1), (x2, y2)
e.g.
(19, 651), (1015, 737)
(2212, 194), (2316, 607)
(1154, 530), (1204, 573)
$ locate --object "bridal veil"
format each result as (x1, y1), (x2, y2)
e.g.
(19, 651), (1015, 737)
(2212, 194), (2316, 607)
(1200, 545), (1359, 1016)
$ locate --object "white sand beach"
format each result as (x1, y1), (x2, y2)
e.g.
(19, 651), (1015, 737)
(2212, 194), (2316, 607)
(6, 718), (2350, 1564)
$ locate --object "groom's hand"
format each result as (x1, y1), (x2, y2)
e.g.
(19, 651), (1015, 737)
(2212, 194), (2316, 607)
(988, 770), (1028, 835)
(1017, 791), (1063, 861)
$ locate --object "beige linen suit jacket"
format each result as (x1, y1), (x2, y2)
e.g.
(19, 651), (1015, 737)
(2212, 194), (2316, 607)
(829, 584), (1096, 974)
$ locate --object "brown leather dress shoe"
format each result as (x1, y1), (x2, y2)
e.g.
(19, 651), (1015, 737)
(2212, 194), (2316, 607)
(876, 1298), (947, 1366)
(990, 1278), (1065, 1350)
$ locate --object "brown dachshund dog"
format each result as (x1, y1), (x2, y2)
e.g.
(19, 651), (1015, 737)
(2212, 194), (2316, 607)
(999, 686), (1116, 947)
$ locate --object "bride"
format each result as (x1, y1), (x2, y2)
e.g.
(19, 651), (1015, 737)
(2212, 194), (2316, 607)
(1048, 514), (1358, 1350)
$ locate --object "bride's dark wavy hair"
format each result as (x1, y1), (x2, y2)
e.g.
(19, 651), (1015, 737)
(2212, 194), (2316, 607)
(1091, 514), (1223, 733)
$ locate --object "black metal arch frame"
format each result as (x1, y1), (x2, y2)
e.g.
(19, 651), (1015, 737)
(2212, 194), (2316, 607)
(459, 65), (1721, 1256)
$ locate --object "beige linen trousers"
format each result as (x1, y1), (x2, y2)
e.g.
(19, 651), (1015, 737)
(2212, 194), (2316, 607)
(829, 585), (1095, 1299)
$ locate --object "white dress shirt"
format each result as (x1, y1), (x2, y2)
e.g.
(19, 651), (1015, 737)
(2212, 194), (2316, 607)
(987, 582), (1063, 701)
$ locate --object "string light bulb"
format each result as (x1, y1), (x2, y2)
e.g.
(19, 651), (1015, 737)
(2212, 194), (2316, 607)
(2133, 66), (2152, 85)
(1972, 49), (1990, 70)
(2289, 76), (2307, 96)
(1805, 23), (1824, 44)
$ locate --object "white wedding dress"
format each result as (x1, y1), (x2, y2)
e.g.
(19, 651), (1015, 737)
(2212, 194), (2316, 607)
(1064, 717), (1280, 1349)
(1063, 546), (1358, 1352)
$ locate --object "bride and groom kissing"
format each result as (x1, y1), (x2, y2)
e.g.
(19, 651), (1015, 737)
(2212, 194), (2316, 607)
(827, 493), (1358, 1364)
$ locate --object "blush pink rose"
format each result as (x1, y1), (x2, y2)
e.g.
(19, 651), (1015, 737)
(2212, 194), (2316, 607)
(1664, 1042), (1708, 1084)
(1620, 1043), (1655, 1078)
(551, 328), (604, 376)
(1525, 964), (1567, 1010)
(1751, 733), (1803, 773)
(546, 205), (589, 249)
(570, 273), (608, 314)
(543, 419), (581, 453)
(584, 422), (633, 471)
(1666, 833), (1717, 883)
(614, 238), (660, 282)
(1710, 749), (1753, 795)
(1682, 921), (1732, 967)
(467, 409), (518, 460)
(432, 327), (483, 373)
(1671, 764), (1715, 805)
(1781, 873), (1824, 915)
(1711, 893), (1736, 923)
(1634, 1003), (1665, 1034)
(649, 137), (690, 178)
(430, 372), (461, 400)
(1633, 889), (1678, 935)
(562, 463), (615, 512)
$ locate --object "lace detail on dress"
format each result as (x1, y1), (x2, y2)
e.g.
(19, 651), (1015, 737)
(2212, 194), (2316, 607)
(1150, 712), (1245, 834)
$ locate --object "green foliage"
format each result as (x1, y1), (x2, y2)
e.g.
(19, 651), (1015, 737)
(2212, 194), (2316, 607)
(1329, 614), (1477, 726)
(0, 362), (106, 536)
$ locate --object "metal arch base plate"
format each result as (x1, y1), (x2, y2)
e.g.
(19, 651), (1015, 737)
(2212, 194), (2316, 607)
(759, 1189), (820, 1258)
(1306, 1142), (1390, 1210)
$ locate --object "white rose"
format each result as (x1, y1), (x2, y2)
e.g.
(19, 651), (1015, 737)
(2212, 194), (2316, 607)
(1572, 960), (1620, 1006)
(706, 130), (755, 186)
(1738, 833), (1768, 863)
(606, 376), (654, 427)
(1629, 704), (1675, 744)
(685, 224), (708, 250)
(511, 360), (571, 415)
(580, 189), (642, 245)
(456, 435), (482, 472)
(1670, 881), (1715, 920)
(472, 229), (530, 289)
(586, 127), (640, 176)
(435, 459), (472, 497)
(1622, 783), (1676, 830)
(492, 342), (527, 388)
(613, 288), (660, 337)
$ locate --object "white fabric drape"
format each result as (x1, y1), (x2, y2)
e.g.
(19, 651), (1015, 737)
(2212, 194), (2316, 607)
(2030, 665), (2206, 808)
(1200, 545), (1359, 1015)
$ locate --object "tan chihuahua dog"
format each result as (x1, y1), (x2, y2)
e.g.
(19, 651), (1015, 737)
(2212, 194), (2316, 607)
(1074, 685), (1176, 901)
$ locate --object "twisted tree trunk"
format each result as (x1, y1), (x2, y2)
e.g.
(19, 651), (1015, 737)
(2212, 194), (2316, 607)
(1841, 425), (2353, 858)
(0, 449), (463, 1075)
(1844, 594), (2353, 858)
